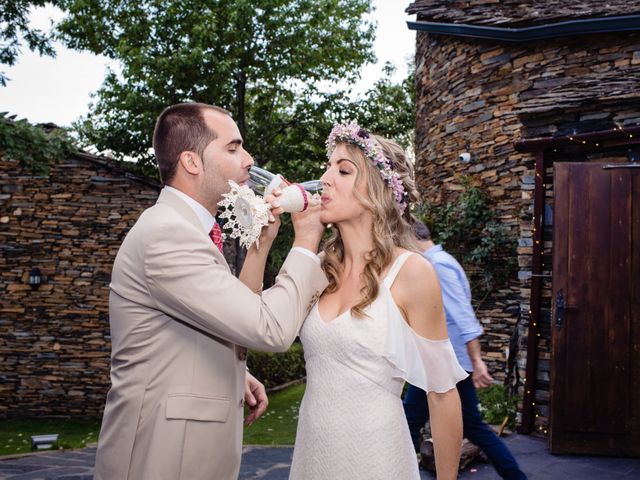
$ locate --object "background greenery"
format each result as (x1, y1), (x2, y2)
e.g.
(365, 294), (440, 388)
(0, 112), (77, 175)
(477, 384), (519, 430)
(0, 0), (59, 86)
(0, 417), (100, 456)
(243, 383), (305, 445)
(247, 342), (306, 390)
(2, 1), (415, 280)
(0, 382), (520, 454)
(415, 176), (517, 304)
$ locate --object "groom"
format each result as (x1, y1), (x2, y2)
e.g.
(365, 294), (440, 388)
(93, 102), (328, 480)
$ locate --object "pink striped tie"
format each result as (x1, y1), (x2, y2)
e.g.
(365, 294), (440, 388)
(208, 223), (223, 253)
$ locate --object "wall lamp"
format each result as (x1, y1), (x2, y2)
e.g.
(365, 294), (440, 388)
(28, 268), (44, 290)
(31, 434), (59, 450)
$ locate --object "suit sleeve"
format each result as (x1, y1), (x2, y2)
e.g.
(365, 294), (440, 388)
(144, 222), (328, 352)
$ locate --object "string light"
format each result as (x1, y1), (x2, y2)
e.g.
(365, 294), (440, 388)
(563, 123), (638, 149)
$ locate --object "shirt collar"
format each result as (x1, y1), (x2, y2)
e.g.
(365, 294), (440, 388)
(164, 186), (216, 235)
(423, 243), (443, 259)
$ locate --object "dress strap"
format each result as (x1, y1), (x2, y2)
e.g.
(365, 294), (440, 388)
(382, 251), (415, 289)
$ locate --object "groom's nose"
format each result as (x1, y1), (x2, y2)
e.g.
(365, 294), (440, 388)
(242, 150), (254, 168)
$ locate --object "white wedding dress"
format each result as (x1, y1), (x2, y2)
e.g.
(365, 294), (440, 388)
(289, 252), (468, 479)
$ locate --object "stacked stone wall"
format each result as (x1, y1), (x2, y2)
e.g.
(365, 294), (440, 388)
(0, 154), (159, 417)
(414, 27), (640, 433)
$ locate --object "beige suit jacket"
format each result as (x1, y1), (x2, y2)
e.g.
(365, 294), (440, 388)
(94, 188), (327, 480)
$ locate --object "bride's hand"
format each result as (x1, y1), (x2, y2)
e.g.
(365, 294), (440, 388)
(291, 202), (324, 253)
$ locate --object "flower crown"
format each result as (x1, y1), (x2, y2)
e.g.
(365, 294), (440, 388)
(326, 122), (408, 214)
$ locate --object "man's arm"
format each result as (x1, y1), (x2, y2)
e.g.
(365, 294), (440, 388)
(145, 229), (327, 352)
(432, 262), (483, 343)
(467, 338), (493, 388)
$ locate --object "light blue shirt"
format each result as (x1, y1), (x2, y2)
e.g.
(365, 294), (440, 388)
(423, 244), (483, 372)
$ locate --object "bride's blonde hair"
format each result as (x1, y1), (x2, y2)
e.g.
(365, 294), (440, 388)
(321, 135), (420, 318)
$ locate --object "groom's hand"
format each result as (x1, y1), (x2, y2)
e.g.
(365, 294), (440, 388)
(261, 189), (285, 246)
(244, 371), (268, 426)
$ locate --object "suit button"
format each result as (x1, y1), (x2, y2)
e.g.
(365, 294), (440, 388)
(239, 398), (245, 407)
(236, 347), (247, 361)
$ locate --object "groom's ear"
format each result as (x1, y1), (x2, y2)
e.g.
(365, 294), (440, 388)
(178, 151), (201, 176)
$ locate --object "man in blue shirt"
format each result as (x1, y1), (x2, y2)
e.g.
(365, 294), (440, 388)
(403, 221), (527, 480)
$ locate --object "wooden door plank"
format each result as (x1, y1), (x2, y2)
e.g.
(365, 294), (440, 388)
(564, 163), (591, 432)
(586, 165), (614, 434)
(607, 169), (631, 437)
(550, 162), (571, 453)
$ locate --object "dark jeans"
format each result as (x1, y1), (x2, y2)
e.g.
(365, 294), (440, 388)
(403, 376), (527, 480)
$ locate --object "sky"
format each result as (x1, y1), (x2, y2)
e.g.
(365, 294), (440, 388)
(0, 1), (416, 128)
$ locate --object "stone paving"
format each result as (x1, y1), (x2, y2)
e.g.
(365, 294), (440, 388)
(1, 434), (639, 479)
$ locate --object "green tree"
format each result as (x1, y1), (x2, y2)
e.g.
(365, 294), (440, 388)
(351, 62), (415, 150)
(56, 0), (416, 281)
(56, 0), (376, 177)
(0, 113), (76, 175)
(1, 0), (58, 86)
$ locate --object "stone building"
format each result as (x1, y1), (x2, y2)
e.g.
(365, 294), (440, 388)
(406, 0), (640, 455)
(0, 151), (160, 417)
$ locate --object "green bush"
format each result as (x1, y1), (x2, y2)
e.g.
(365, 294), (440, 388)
(477, 384), (519, 429)
(247, 342), (306, 390)
(0, 113), (77, 175)
(415, 176), (516, 301)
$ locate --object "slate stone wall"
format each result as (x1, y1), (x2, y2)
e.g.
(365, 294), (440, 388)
(0, 153), (160, 417)
(411, 2), (640, 432)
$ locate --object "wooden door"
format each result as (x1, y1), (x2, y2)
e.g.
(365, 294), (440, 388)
(551, 162), (640, 456)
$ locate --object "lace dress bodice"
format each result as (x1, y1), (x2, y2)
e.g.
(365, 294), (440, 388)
(289, 252), (467, 480)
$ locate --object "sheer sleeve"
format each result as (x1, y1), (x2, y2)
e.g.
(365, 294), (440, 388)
(382, 290), (468, 393)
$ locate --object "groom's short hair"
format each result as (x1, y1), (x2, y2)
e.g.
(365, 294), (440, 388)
(153, 102), (230, 185)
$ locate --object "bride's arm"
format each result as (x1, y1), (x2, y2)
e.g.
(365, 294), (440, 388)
(393, 254), (463, 479)
(428, 389), (462, 479)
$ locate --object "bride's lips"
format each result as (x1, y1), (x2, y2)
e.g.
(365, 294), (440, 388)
(321, 195), (331, 206)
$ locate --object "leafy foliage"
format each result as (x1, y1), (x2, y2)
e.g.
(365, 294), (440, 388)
(56, 0), (416, 276)
(56, 0), (376, 173)
(0, 113), (77, 175)
(1, 1), (58, 86)
(247, 342), (306, 390)
(477, 383), (519, 429)
(415, 176), (516, 300)
(350, 62), (415, 150)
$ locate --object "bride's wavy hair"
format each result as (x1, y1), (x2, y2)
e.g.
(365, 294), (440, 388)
(321, 135), (420, 318)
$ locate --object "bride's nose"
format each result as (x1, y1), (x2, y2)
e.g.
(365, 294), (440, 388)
(319, 170), (331, 187)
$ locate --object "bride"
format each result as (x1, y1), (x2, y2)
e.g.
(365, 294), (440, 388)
(288, 123), (467, 480)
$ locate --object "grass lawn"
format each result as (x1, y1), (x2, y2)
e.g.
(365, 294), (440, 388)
(0, 417), (101, 456)
(243, 383), (305, 445)
(0, 384), (306, 456)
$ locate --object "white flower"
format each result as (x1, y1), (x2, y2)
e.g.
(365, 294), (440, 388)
(218, 181), (270, 249)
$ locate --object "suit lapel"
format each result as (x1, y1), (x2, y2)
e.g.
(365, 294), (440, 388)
(156, 188), (231, 271)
